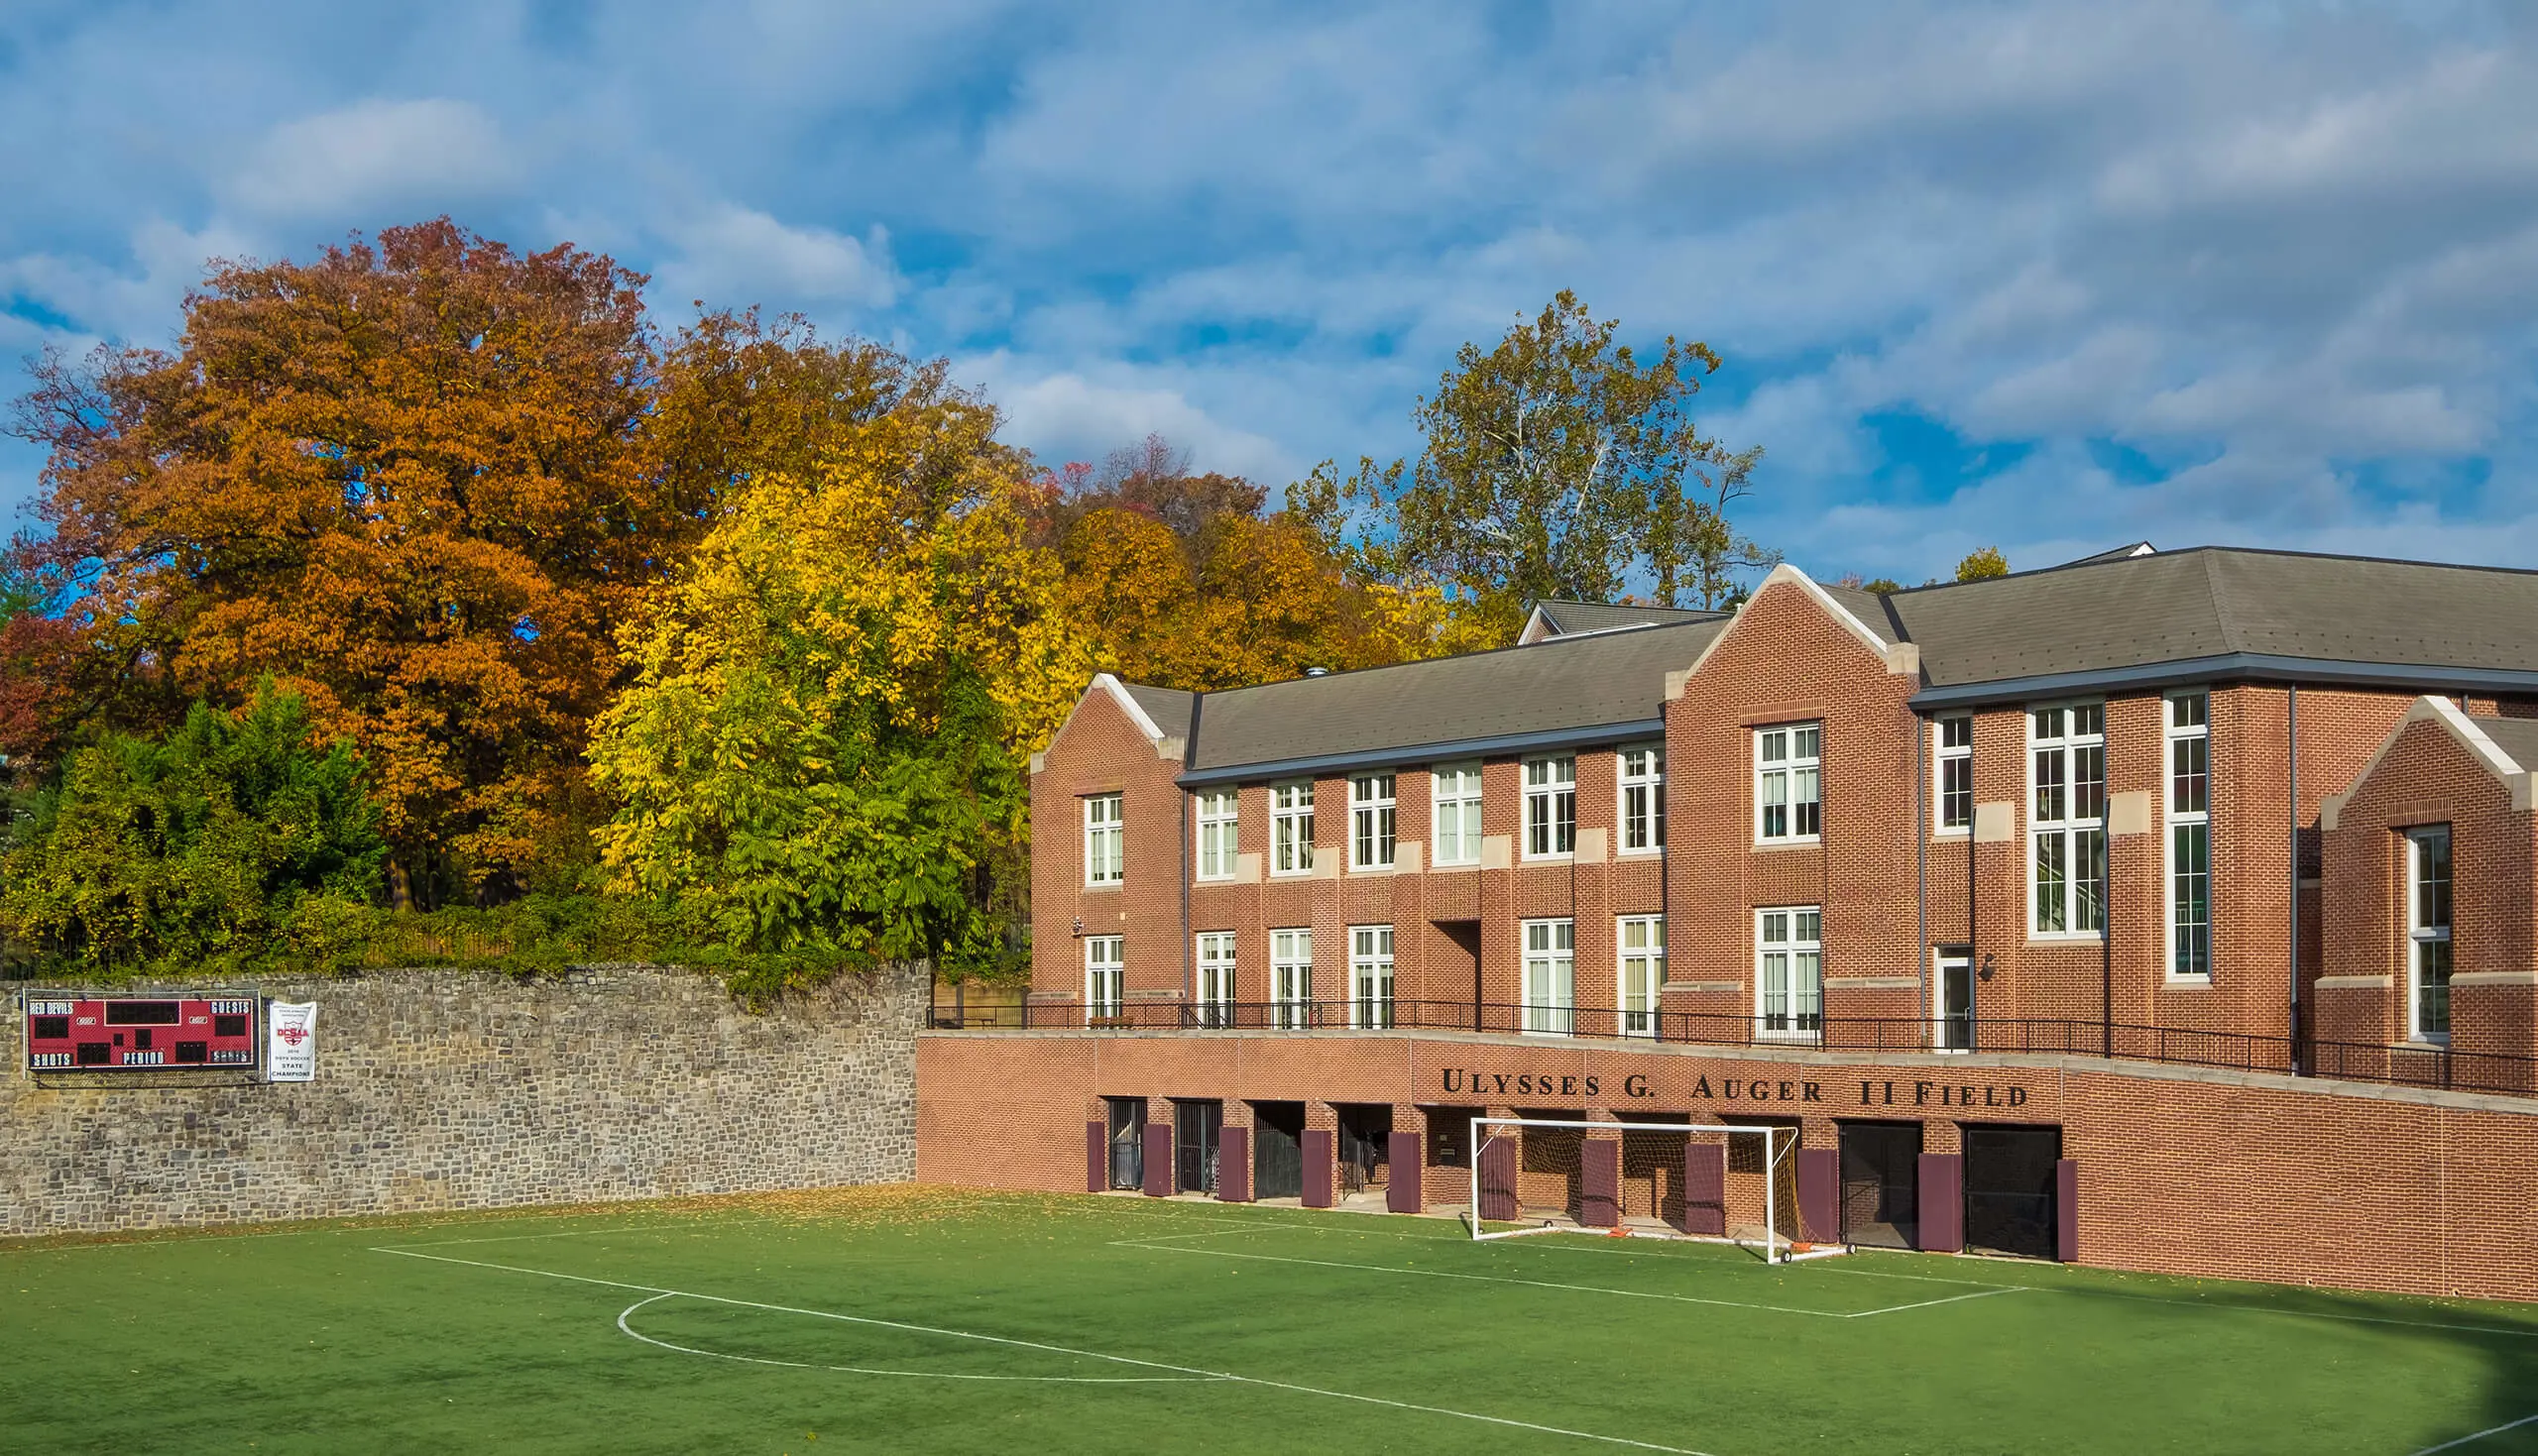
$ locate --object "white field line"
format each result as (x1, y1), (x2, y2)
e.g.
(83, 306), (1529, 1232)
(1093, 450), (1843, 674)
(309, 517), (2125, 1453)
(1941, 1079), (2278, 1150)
(380, 1225), (699, 1250)
(613, 1293), (1218, 1384)
(1842, 1288), (2025, 1317)
(2408, 1410), (2538, 1454)
(374, 1246), (1721, 1456)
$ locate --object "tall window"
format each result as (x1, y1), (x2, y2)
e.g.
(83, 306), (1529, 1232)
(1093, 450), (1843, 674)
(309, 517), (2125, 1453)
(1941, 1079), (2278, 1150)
(1619, 915), (1665, 1037)
(1757, 908), (1822, 1040)
(1935, 716), (1973, 835)
(1756, 725), (1822, 842)
(1524, 755), (1576, 858)
(1619, 745), (1666, 853)
(1195, 932), (1235, 1028)
(2029, 705), (2106, 936)
(1349, 925), (1395, 1029)
(1084, 794), (1123, 885)
(1085, 936), (1123, 1022)
(1195, 790), (1237, 882)
(1433, 762), (1483, 866)
(2408, 828), (2453, 1043)
(1350, 773), (1397, 869)
(1522, 919), (1575, 1035)
(2166, 694), (2211, 977)
(1270, 781), (1315, 876)
(1270, 928), (1314, 1030)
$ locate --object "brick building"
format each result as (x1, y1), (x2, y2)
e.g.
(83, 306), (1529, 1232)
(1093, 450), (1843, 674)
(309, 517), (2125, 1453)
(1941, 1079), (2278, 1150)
(921, 545), (2538, 1299)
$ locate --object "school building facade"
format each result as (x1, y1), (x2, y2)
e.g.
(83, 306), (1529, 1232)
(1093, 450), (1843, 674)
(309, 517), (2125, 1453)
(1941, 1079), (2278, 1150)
(917, 545), (2538, 1300)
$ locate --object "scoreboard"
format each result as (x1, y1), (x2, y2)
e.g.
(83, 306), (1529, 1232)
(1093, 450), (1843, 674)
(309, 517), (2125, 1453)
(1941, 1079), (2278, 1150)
(23, 995), (260, 1071)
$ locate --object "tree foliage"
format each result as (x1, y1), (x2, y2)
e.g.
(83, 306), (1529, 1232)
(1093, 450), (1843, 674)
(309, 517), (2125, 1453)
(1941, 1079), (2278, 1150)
(1956, 546), (2011, 581)
(2, 684), (384, 973)
(7, 219), (686, 906)
(588, 374), (1086, 981)
(1298, 291), (1766, 635)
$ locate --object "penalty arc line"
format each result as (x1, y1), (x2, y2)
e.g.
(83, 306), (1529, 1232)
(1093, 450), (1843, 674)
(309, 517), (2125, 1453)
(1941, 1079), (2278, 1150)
(613, 1293), (1219, 1383)
(371, 1247), (1722, 1456)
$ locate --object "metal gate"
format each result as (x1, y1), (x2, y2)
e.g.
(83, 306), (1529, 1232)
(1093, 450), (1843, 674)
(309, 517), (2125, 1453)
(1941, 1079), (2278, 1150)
(1837, 1121), (1922, 1249)
(1964, 1125), (2060, 1259)
(1105, 1097), (1145, 1191)
(1335, 1105), (1391, 1195)
(1251, 1101), (1305, 1200)
(1175, 1100), (1222, 1194)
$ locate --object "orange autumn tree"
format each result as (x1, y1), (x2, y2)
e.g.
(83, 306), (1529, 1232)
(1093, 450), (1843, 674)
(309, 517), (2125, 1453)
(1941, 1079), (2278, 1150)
(10, 220), (690, 906)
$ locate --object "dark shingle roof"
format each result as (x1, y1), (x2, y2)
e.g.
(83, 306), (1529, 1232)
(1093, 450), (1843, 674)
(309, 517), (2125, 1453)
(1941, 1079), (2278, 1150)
(1184, 618), (1726, 776)
(1887, 548), (2538, 689)
(1119, 682), (1194, 742)
(2471, 715), (2538, 772)
(1534, 600), (1724, 636)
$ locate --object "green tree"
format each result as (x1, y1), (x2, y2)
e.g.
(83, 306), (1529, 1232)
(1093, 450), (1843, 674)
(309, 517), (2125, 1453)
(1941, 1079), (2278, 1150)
(1956, 546), (2011, 581)
(2, 684), (385, 972)
(1298, 291), (1765, 634)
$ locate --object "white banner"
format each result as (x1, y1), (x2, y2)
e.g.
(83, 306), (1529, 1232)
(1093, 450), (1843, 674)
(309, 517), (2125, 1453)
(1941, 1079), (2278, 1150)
(267, 1002), (317, 1081)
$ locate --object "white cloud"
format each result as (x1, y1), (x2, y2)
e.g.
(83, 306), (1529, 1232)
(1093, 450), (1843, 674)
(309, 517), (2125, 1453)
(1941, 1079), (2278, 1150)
(964, 352), (1290, 480)
(652, 205), (901, 312)
(225, 99), (521, 221)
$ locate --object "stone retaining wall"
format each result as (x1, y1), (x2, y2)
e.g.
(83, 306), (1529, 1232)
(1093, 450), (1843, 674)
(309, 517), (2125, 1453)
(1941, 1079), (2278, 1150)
(3, 962), (925, 1235)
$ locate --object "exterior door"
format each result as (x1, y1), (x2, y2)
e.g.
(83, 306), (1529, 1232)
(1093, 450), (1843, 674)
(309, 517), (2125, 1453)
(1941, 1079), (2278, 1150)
(1838, 1121), (1923, 1249)
(1105, 1097), (1146, 1191)
(1175, 1100), (1222, 1194)
(1252, 1101), (1306, 1199)
(1964, 1125), (2061, 1258)
(1936, 951), (1973, 1051)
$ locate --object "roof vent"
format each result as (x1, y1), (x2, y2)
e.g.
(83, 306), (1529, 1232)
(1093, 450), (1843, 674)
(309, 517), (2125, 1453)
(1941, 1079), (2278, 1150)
(1304, 666), (1329, 677)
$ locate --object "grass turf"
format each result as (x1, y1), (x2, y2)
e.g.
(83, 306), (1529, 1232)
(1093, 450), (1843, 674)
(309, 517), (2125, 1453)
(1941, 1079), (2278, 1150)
(5, 1186), (2536, 1455)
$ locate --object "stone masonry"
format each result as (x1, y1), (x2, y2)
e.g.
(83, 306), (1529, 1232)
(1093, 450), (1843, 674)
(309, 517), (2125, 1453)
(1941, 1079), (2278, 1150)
(2, 961), (926, 1236)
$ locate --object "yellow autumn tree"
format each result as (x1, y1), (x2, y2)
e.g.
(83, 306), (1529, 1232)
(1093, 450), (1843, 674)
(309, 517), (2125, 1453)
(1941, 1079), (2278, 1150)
(588, 378), (1087, 977)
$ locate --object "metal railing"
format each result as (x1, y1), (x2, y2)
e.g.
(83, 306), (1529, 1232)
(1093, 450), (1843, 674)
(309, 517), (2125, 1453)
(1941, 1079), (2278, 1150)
(929, 997), (2538, 1099)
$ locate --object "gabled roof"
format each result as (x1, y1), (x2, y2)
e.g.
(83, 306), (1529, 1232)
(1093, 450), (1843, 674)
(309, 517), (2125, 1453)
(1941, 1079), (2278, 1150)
(1119, 682), (1194, 743)
(2322, 696), (2538, 827)
(1520, 598), (1725, 643)
(1889, 548), (2538, 703)
(1181, 617), (1727, 781)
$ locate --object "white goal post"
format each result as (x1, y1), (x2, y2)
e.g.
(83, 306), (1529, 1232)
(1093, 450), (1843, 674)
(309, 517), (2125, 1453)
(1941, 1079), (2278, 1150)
(1465, 1116), (1801, 1263)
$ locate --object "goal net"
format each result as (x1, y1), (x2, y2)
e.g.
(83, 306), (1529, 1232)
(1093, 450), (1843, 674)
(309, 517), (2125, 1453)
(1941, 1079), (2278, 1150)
(1466, 1117), (1801, 1263)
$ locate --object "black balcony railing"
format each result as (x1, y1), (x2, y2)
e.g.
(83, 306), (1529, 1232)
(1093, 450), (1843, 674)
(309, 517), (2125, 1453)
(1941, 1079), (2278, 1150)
(928, 997), (2538, 1099)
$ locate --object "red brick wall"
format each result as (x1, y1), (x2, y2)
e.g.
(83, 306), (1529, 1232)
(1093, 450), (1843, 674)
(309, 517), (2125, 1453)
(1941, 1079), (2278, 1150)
(1029, 685), (1189, 1012)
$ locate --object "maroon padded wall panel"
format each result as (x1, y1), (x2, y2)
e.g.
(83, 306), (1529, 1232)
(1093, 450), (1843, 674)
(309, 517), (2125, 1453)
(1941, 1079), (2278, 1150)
(1217, 1126), (1251, 1202)
(1142, 1123), (1172, 1197)
(1301, 1129), (1335, 1208)
(1579, 1138), (1620, 1227)
(1479, 1134), (1518, 1222)
(1682, 1142), (1727, 1236)
(1916, 1154), (1964, 1252)
(1386, 1131), (1423, 1213)
(1087, 1121), (1105, 1194)
(1796, 1147), (1839, 1243)
(2056, 1159), (2079, 1263)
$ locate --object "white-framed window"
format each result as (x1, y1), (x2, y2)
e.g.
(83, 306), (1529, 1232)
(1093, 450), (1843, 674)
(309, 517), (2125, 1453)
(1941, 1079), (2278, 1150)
(1195, 931), (1235, 1028)
(2407, 827), (2453, 1044)
(1432, 761), (1483, 866)
(1085, 936), (1123, 1022)
(1522, 918), (1575, 1035)
(1195, 789), (1238, 882)
(1350, 772), (1397, 870)
(1934, 716), (1973, 836)
(1619, 744), (1665, 854)
(2166, 693), (2211, 978)
(1619, 915), (1665, 1037)
(1756, 907), (1822, 1041)
(2028, 704), (2106, 937)
(1756, 724), (1822, 843)
(1524, 754), (1575, 859)
(1270, 927), (1314, 1030)
(1349, 925), (1395, 1029)
(1270, 781), (1315, 876)
(1083, 794), (1123, 886)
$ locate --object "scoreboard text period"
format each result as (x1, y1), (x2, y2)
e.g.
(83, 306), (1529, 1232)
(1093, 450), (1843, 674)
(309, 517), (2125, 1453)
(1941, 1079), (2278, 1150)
(24, 995), (260, 1071)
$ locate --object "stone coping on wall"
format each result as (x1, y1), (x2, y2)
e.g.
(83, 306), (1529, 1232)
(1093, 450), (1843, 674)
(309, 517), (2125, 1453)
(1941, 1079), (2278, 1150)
(917, 1026), (2538, 1119)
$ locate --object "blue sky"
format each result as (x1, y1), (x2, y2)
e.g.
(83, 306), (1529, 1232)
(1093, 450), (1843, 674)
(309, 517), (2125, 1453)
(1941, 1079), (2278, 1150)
(3, 1), (2535, 585)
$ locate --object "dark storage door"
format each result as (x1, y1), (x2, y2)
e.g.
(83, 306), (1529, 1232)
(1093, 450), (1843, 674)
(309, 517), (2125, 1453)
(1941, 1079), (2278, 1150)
(1838, 1122), (1922, 1249)
(1105, 1097), (1146, 1191)
(1252, 1101), (1306, 1200)
(1335, 1105), (1391, 1195)
(1964, 1125), (2060, 1259)
(1175, 1100), (1222, 1194)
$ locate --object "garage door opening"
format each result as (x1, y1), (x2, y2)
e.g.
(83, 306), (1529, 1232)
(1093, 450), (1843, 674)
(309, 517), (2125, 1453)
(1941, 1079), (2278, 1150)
(1964, 1124), (2060, 1259)
(1838, 1121), (1922, 1249)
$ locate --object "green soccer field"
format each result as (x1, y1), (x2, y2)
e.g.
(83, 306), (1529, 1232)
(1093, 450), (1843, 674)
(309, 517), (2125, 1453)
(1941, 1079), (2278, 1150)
(6, 1187), (2537, 1456)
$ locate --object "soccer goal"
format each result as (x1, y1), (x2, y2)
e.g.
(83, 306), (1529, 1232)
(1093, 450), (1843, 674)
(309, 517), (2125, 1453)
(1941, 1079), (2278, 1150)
(1466, 1116), (1807, 1263)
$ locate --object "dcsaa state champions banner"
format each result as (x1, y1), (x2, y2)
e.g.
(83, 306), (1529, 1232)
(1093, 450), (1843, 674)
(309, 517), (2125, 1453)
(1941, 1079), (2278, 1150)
(267, 1002), (317, 1081)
